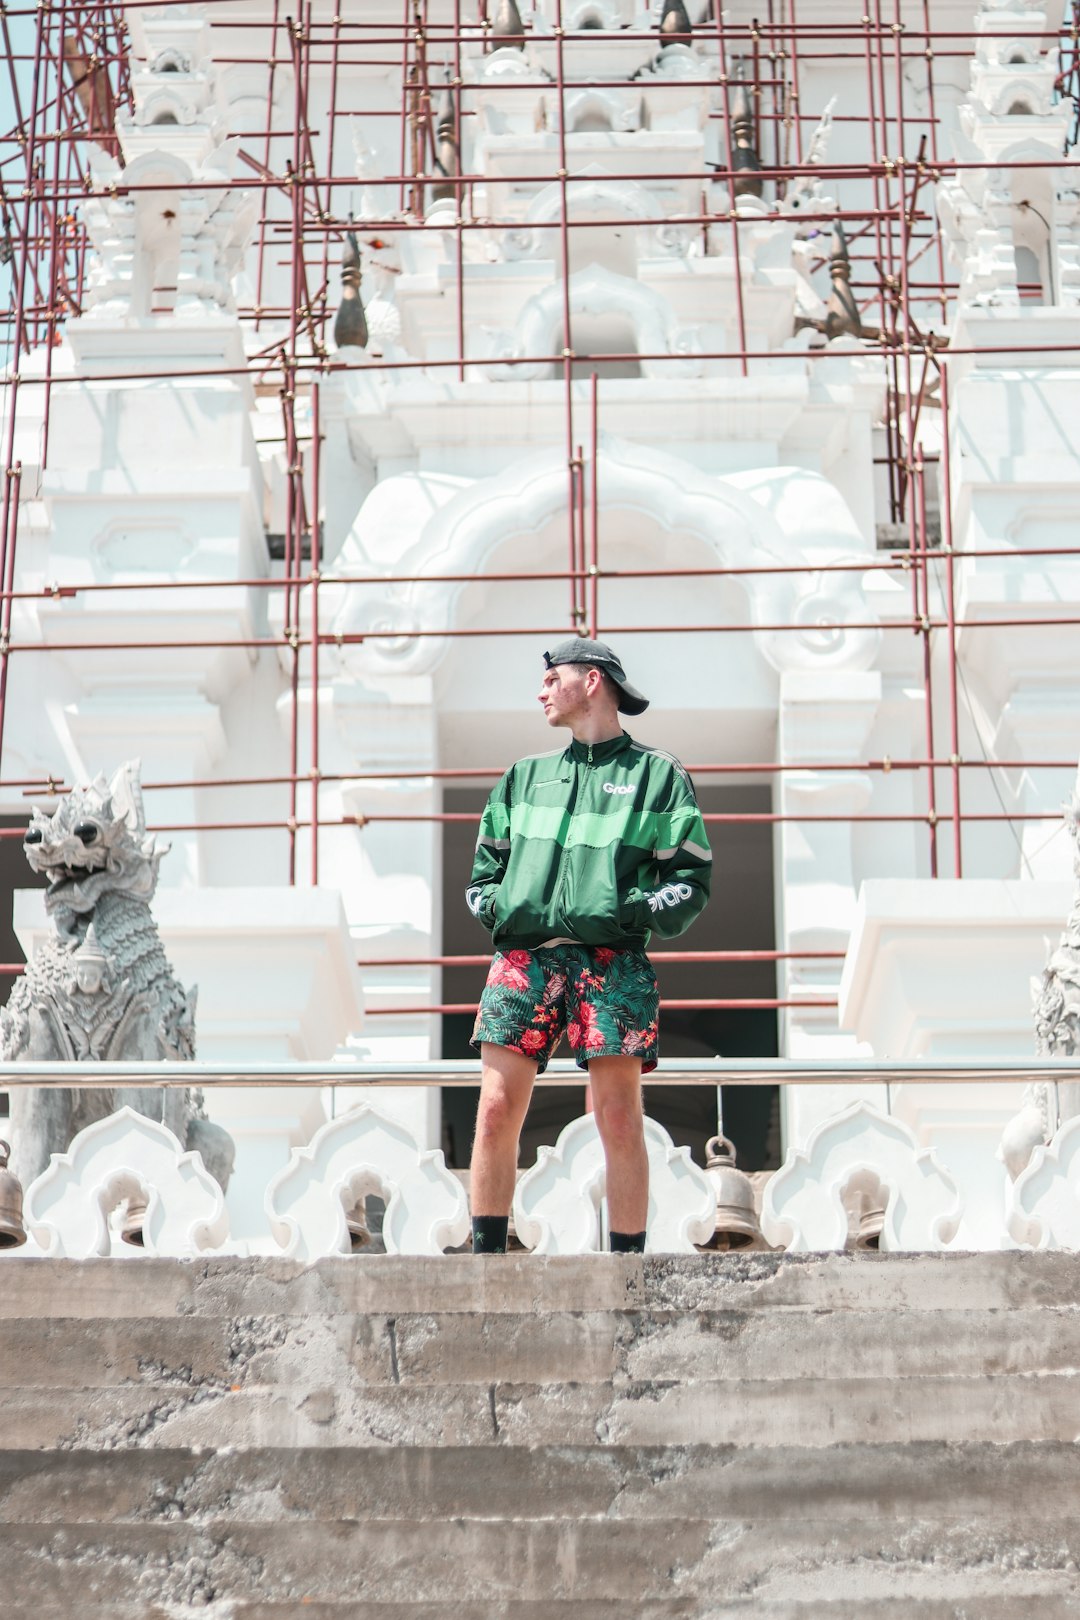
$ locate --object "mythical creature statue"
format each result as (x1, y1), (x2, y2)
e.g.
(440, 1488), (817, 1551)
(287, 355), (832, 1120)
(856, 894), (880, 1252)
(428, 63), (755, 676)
(2, 761), (233, 1189)
(1001, 791), (1080, 1178)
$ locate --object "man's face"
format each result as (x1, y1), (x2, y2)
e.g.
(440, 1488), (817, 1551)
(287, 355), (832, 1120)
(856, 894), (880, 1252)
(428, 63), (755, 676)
(538, 663), (593, 727)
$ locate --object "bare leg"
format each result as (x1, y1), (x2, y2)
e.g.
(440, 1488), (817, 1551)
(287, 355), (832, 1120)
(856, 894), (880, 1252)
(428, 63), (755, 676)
(470, 1042), (537, 1216)
(588, 1055), (648, 1235)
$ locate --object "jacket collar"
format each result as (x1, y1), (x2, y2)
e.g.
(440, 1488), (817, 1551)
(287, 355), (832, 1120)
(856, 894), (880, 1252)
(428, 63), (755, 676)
(567, 731), (633, 764)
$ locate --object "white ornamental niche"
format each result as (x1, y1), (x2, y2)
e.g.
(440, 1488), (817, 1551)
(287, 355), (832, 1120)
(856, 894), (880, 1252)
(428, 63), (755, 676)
(21, 1107), (229, 1260)
(761, 1101), (963, 1253)
(513, 1113), (716, 1255)
(266, 1104), (469, 1259)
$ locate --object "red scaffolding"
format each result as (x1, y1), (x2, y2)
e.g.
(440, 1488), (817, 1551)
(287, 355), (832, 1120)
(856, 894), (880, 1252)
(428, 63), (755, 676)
(2, 0), (1079, 1019)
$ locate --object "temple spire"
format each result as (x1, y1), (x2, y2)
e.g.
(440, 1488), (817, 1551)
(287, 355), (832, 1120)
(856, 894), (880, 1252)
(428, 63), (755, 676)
(333, 229), (369, 350)
(491, 0), (525, 47)
(659, 0), (693, 47)
(430, 75), (460, 204)
(823, 221), (863, 339)
(730, 75), (763, 199)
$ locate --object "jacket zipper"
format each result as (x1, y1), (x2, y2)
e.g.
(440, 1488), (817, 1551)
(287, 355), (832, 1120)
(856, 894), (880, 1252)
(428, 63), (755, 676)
(552, 746), (587, 929)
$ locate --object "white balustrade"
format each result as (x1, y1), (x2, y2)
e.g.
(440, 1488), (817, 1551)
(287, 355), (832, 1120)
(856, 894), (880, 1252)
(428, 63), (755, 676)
(513, 1113), (716, 1255)
(1007, 1116), (1080, 1250)
(761, 1100), (963, 1253)
(23, 1105), (230, 1259)
(265, 1103), (469, 1259)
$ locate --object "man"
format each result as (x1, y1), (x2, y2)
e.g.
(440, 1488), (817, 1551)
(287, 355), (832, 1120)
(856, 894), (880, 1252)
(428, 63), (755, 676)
(465, 637), (712, 1254)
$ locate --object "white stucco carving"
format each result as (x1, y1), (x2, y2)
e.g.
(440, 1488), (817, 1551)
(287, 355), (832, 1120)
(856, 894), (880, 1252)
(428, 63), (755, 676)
(22, 1106), (229, 1259)
(513, 1113), (716, 1254)
(761, 1101), (963, 1253)
(1007, 1115), (1080, 1249)
(332, 441), (880, 682)
(265, 1104), (469, 1259)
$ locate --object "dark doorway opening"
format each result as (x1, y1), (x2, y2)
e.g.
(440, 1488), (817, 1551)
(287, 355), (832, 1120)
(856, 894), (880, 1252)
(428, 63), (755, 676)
(440, 781), (779, 1171)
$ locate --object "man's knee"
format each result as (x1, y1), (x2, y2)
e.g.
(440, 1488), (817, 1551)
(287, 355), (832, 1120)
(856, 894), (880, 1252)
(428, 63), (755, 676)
(474, 1083), (523, 1145)
(592, 1092), (645, 1155)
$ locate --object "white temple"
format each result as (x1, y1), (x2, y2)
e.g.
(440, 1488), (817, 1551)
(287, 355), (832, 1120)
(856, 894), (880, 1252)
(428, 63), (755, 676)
(4, 0), (1080, 1253)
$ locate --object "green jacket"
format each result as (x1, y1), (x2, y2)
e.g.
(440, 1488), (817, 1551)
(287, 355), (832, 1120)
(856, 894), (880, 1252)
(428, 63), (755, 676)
(467, 731), (711, 950)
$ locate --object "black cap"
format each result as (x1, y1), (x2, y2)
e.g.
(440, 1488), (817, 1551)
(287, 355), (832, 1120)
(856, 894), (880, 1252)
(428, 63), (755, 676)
(542, 637), (649, 715)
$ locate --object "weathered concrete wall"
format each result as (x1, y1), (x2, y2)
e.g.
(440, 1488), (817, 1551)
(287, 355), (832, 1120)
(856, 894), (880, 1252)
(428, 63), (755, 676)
(3, 1253), (1080, 1617)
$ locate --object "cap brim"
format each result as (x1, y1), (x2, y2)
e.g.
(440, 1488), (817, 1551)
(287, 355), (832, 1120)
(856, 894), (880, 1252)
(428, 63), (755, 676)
(614, 682), (649, 716)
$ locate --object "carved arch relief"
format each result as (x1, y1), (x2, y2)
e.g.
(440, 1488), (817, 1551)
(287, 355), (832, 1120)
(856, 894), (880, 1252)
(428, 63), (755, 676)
(481, 265), (701, 380)
(502, 174), (661, 263)
(332, 439), (880, 681)
(265, 1104), (469, 1259)
(22, 1106), (229, 1258)
(761, 1101), (963, 1252)
(1007, 1116), (1080, 1249)
(513, 1113), (716, 1254)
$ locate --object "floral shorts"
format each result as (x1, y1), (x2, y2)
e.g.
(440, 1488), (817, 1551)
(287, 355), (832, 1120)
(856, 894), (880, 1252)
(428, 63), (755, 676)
(470, 944), (660, 1074)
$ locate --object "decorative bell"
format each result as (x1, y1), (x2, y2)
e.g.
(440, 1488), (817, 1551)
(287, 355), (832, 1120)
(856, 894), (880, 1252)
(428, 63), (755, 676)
(853, 1190), (885, 1250)
(120, 1193), (148, 1246)
(703, 1134), (762, 1250)
(0, 1139), (27, 1248)
(345, 1200), (370, 1251)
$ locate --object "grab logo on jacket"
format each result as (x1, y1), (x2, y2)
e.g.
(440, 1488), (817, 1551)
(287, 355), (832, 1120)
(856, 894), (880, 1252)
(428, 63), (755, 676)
(602, 782), (634, 795)
(647, 883), (694, 913)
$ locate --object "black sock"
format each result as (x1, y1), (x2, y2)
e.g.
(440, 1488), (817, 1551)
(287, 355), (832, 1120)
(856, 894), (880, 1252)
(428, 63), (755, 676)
(471, 1215), (509, 1254)
(609, 1229), (647, 1254)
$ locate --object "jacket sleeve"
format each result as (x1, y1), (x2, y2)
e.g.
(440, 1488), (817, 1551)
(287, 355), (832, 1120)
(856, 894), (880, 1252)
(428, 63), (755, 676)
(625, 765), (712, 940)
(465, 769), (513, 933)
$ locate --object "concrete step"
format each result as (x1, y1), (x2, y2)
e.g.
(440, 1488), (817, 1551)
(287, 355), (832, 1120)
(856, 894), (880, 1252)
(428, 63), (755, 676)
(3, 1304), (1077, 1390)
(2, 1517), (1080, 1605)
(10, 1606), (1080, 1620)
(5, 1251), (1080, 1321)
(5, 1369), (1080, 1450)
(5, 1253), (1078, 1616)
(4, 1443), (1080, 1525)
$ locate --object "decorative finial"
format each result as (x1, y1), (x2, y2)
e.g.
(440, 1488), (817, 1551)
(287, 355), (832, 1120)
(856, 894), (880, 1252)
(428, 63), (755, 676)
(730, 75), (763, 198)
(333, 229), (369, 350)
(430, 74), (460, 204)
(491, 0), (525, 47)
(824, 221), (863, 339)
(659, 0), (693, 47)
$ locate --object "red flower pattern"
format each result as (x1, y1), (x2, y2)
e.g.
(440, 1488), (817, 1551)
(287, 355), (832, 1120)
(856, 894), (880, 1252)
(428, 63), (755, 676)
(578, 1001), (605, 1050)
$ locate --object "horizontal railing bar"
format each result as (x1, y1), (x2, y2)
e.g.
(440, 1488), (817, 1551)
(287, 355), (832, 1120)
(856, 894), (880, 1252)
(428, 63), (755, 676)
(0, 1060), (1077, 1090)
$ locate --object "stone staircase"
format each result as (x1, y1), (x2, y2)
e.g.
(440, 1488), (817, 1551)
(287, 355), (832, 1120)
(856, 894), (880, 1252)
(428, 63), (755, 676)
(2, 1251), (1080, 1618)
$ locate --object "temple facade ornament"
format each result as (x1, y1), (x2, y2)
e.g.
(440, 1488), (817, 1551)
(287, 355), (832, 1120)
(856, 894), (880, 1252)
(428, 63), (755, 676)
(0, 762), (230, 1188)
(761, 1101), (963, 1252)
(333, 229), (369, 352)
(1007, 1114), (1080, 1248)
(513, 1114), (716, 1254)
(21, 1106), (230, 1259)
(266, 1104), (469, 1259)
